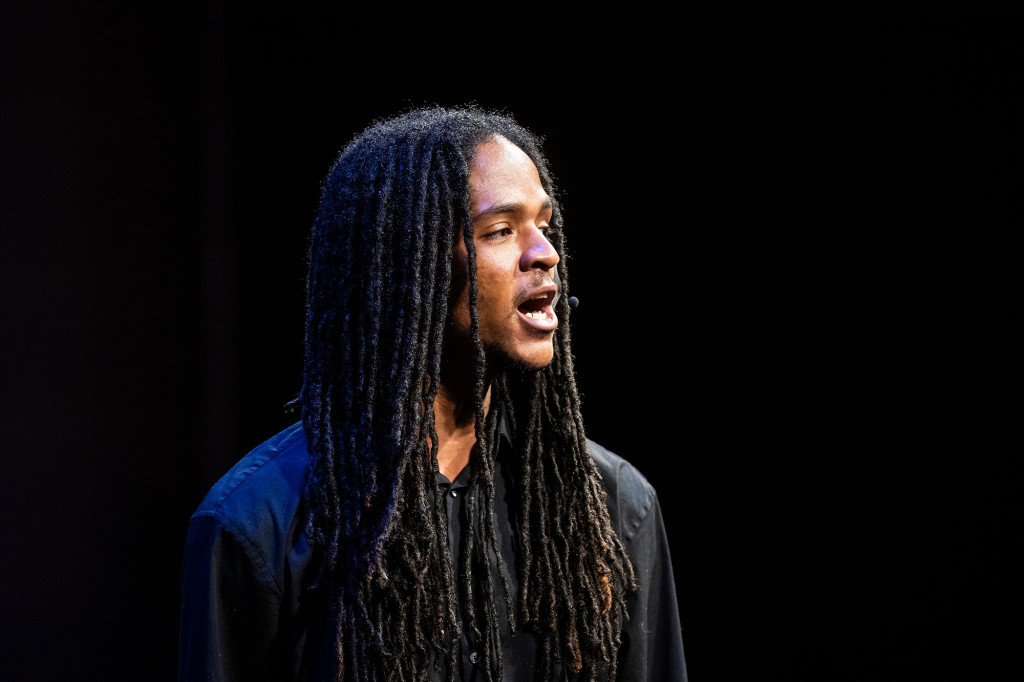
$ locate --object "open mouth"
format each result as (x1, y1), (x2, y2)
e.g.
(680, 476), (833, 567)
(518, 290), (557, 324)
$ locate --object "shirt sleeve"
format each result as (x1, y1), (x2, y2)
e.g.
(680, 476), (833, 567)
(618, 489), (688, 681)
(177, 513), (282, 682)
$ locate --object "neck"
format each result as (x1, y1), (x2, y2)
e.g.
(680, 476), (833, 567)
(432, 379), (492, 482)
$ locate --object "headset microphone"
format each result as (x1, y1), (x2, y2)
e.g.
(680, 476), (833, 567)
(553, 266), (579, 310)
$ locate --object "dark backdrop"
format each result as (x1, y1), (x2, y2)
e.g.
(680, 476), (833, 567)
(2, 8), (1021, 682)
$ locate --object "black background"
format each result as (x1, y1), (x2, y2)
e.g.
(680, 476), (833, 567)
(1, 8), (1021, 682)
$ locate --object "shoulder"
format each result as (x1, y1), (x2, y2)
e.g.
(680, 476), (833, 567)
(586, 438), (657, 543)
(190, 422), (311, 552)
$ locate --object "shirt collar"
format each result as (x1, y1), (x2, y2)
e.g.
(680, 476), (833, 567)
(434, 393), (514, 487)
(494, 392), (513, 454)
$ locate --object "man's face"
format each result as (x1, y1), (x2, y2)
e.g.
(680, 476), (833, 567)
(449, 135), (561, 371)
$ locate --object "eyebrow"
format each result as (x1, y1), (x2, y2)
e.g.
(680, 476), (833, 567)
(472, 199), (553, 222)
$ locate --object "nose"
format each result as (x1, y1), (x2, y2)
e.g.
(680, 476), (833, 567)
(520, 226), (560, 274)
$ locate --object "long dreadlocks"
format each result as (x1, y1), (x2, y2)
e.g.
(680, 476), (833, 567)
(298, 104), (636, 681)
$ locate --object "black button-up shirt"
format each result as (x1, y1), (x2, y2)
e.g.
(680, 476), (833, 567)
(178, 416), (687, 681)
(437, 419), (544, 680)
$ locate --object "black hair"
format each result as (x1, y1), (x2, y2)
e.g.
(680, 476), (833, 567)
(298, 104), (635, 681)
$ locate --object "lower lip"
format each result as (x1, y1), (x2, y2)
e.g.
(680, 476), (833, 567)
(520, 309), (558, 332)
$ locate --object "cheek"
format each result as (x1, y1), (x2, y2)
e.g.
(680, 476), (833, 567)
(449, 245), (515, 329)
(474, 251), (514, 294)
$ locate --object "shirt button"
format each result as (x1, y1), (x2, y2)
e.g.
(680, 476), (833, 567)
(469, 650), (479, 664)
(450, 489), (458, 497)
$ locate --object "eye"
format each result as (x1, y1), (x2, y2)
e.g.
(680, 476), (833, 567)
(482, 225), (514, 240)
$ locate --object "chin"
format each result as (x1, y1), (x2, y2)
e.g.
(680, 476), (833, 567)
(489, 342), (555, 375)
(513, 349), (556, 373)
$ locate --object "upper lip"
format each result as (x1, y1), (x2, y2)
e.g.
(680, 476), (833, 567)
(517, 283), (558, 309)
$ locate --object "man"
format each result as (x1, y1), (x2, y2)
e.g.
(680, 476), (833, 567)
(178, 105), (687, 681)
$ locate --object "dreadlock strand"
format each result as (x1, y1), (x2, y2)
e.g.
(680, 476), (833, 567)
(483, 464), (518, 640)
(418, 155), (460, 661)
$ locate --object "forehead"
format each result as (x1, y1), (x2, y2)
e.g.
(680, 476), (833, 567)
(468, 136), (548, 211)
